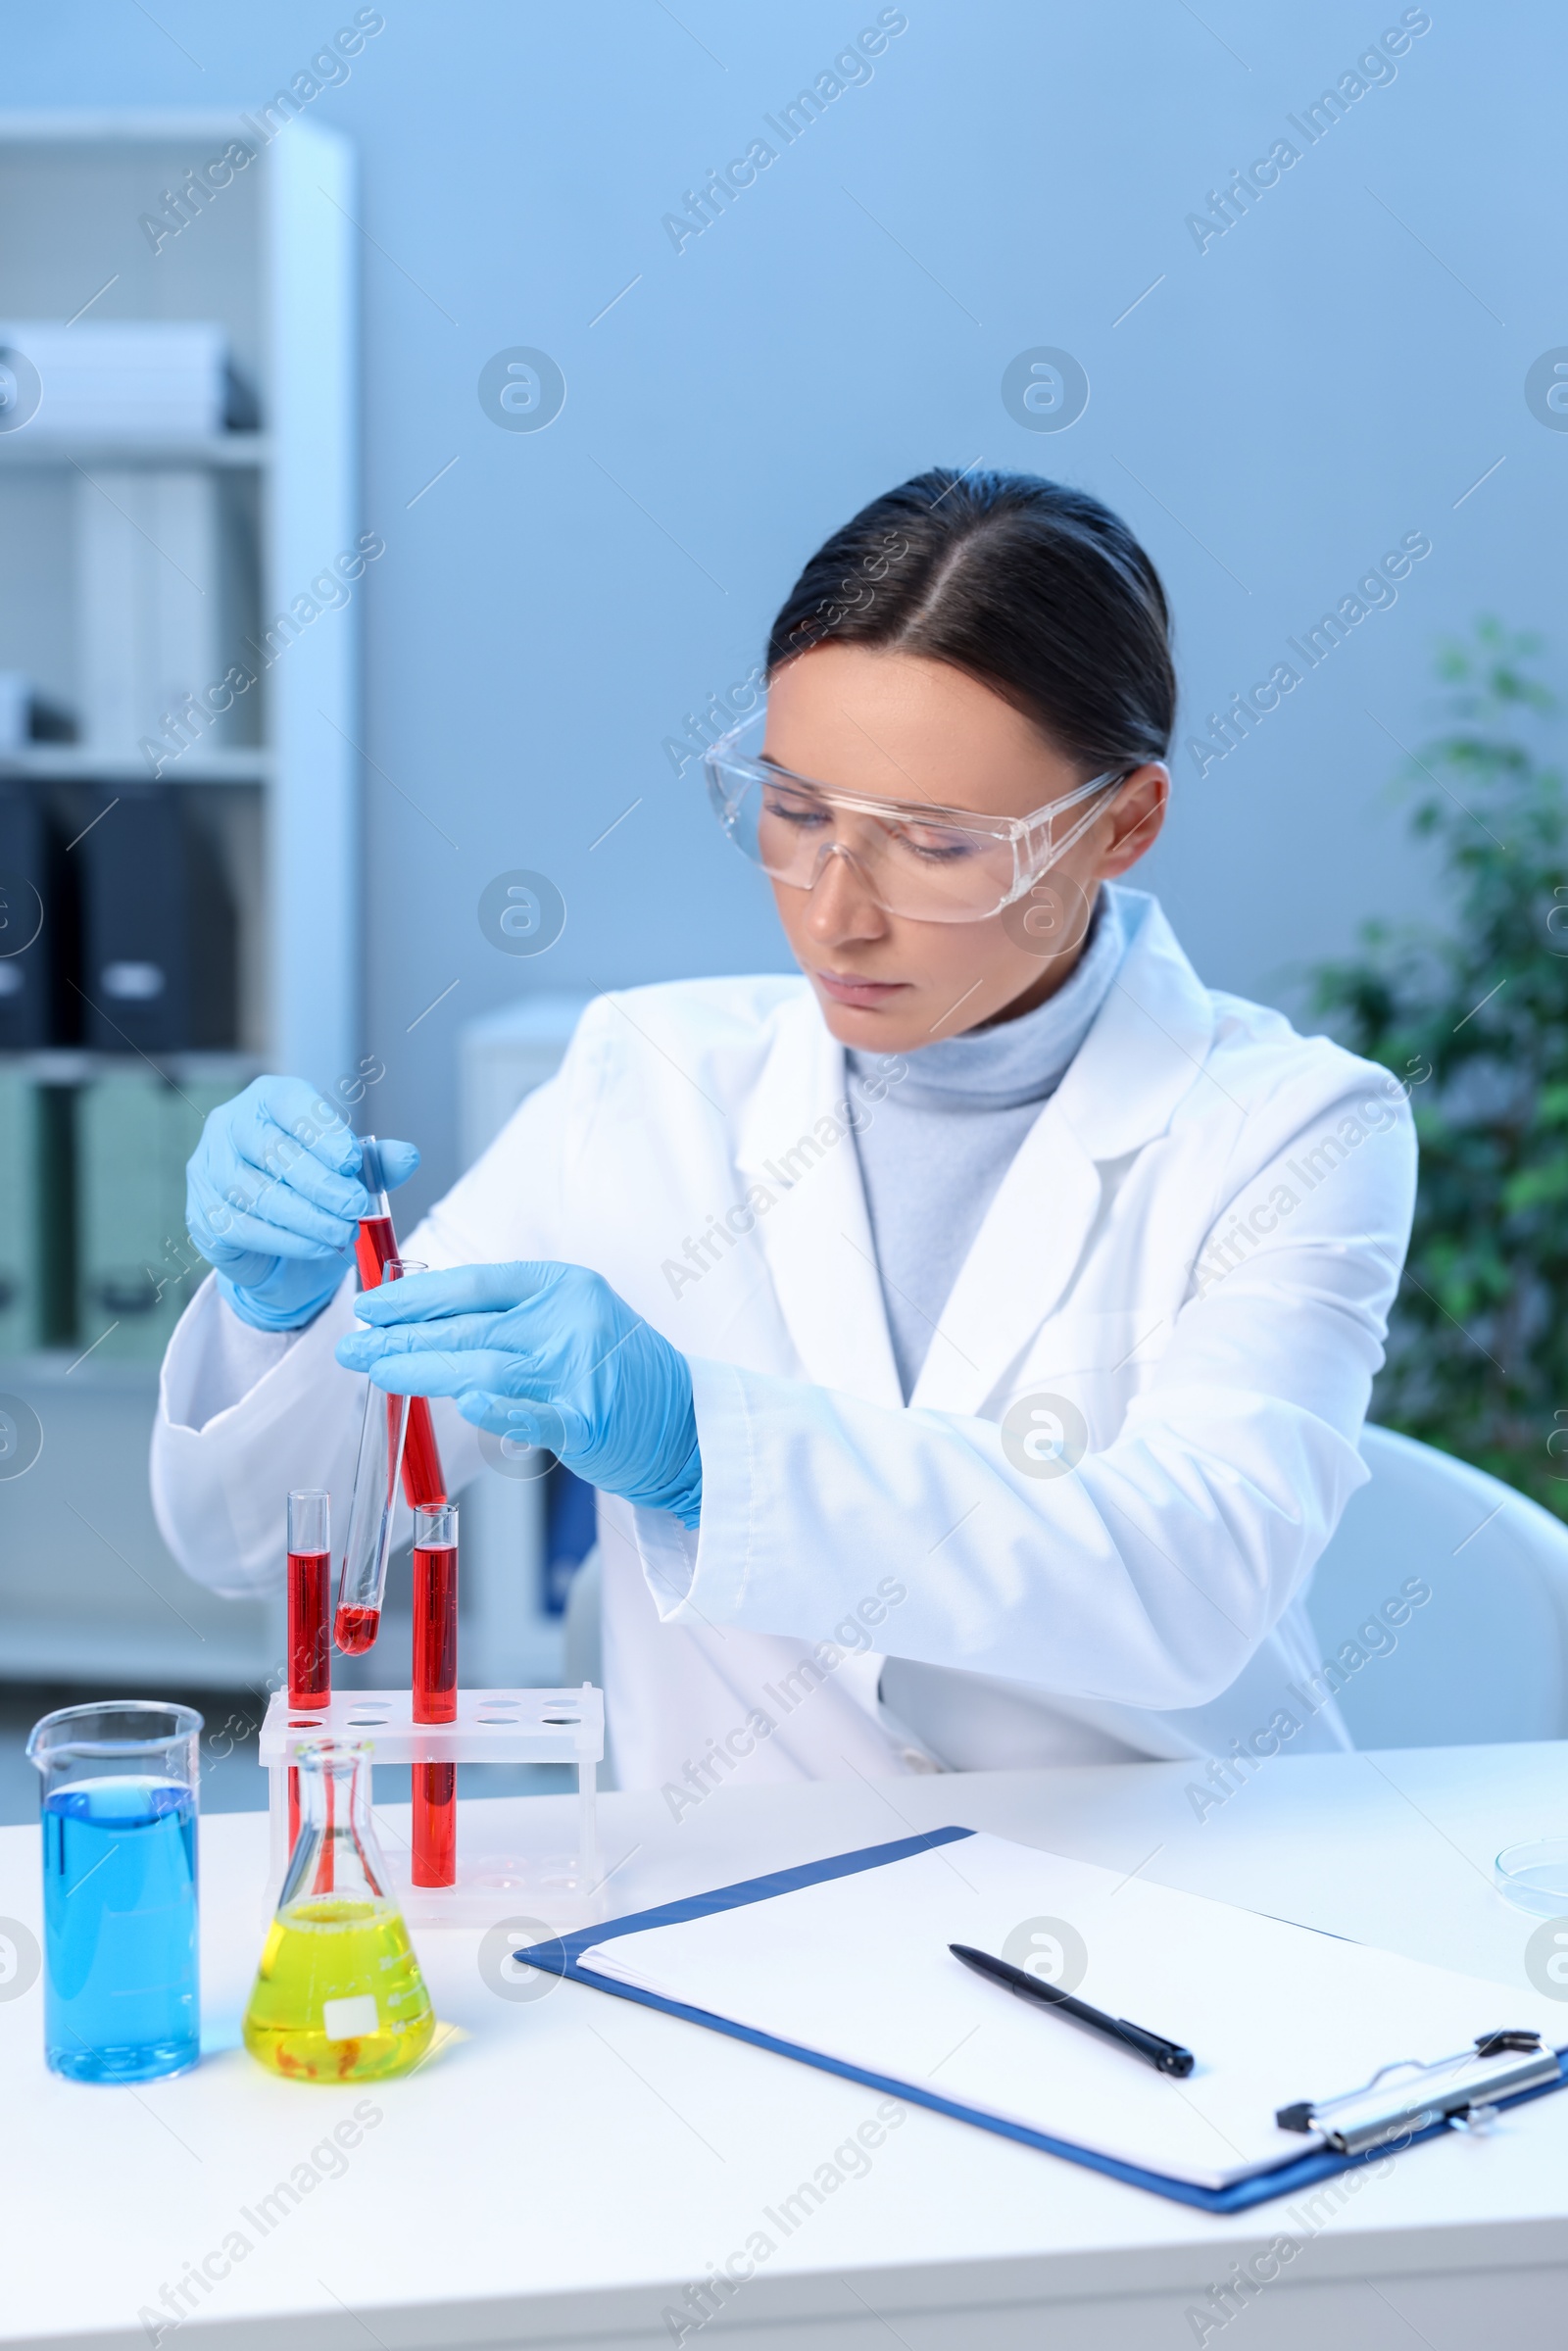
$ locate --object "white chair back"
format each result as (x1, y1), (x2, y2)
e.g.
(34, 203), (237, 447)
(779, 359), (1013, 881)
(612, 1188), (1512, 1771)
(1303, 1425), (1568, 1746)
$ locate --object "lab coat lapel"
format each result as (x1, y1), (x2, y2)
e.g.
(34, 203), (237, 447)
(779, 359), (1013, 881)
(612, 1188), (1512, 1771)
(735, 991), (904, 1408)
(909, 899), (1217, 1417)
(909, 1101), (1102, 1416)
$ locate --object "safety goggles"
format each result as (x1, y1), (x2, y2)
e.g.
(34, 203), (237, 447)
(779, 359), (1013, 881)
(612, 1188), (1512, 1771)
(703, 704), (1129, 924)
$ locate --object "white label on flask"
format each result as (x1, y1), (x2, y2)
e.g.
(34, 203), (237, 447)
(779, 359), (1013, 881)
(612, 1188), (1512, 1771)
(322, 1992), (378, 2040)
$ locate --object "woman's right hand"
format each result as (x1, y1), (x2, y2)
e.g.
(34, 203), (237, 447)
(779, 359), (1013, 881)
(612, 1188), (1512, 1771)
(186, 1075), (418, 1332)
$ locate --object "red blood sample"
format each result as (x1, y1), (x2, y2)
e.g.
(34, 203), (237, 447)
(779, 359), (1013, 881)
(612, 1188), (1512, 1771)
(354, 1217), (448, 1509)
(287, 1550), (331, 1705)
(399, 1400), (447, 1512)
(413, 1763), (456, 1887)
(286, 1504), (331, 1855)
(354, 1214), (397, 1286)
(412, 1528), (458, 1886)
(353, 1165), (458, 1890)
(333, 1603), (380, 1655)
(412, 1541), (458, 1723)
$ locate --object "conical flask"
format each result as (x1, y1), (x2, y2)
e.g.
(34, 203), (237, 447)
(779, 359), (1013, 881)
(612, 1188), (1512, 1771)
(243, 1739), (435, 2082)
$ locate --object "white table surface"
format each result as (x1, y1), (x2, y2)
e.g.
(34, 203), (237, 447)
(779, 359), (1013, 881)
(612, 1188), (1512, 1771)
(3, 1741), (1567, 2351)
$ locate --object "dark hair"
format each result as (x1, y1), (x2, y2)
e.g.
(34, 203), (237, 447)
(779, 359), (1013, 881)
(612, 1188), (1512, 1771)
(765, 468), (1175, 773)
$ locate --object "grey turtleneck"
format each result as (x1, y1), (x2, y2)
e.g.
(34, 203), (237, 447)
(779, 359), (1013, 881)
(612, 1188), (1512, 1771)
(846, 885), (1129, 1400)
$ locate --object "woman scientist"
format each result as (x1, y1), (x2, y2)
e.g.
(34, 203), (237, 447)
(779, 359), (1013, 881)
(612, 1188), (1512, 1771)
(156, 469), (1415, 1794)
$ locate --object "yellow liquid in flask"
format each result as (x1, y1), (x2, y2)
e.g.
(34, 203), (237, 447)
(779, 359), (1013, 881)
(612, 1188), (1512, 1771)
(243, 1896), (435, 2082)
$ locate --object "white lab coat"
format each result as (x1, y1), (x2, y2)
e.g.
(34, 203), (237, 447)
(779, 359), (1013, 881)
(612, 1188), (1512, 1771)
(152, 889), (1416, 1797)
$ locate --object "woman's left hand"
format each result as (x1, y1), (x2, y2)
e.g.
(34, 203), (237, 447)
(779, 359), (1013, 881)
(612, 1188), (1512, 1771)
(334, 1262), (703, 1528)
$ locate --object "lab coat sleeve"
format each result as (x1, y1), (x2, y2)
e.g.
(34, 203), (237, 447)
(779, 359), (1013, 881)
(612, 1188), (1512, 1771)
(150, 1049), (587, 1597)
(638, 1082), (1418, 1714)
(151, 1273), (372, 1597)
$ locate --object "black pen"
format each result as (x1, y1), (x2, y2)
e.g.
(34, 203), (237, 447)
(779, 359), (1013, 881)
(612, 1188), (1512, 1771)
(949, 1943), (1195, 2078)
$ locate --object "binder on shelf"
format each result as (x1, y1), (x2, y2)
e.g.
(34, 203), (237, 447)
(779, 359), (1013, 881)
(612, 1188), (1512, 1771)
(32, 1081), (74, 1347)
(0, 674), (29, 752)
(0, 678), (74, 749)
(75, 468), (221, 759)
(74, 788), (235, 1053)
(0, 788), (54, 1050)
(0, 320), (232, 439)
(0, 1067), (42, 1353)
(74, 1067), (230, 1362)
(519, 1827), (1568, 2215)
(75, 1068), (167, 1356)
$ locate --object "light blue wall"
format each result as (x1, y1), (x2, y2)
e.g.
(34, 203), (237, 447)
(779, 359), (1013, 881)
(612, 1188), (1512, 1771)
(9, 2), (1562, 1217)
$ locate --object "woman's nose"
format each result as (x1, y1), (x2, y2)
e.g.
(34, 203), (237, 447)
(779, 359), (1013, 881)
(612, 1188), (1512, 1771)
(803, 842), (887, 940)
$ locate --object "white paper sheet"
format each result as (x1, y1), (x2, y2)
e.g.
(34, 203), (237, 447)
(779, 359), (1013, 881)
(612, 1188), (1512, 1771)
(578, 1831), (1563, 2189)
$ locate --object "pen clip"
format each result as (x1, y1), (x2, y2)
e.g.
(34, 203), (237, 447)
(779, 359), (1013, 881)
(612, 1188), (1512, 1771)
(1111, 2020), (1195, 2077)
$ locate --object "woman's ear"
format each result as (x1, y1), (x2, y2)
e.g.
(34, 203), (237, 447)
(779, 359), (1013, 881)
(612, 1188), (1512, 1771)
(1096, 763), (1169, 878)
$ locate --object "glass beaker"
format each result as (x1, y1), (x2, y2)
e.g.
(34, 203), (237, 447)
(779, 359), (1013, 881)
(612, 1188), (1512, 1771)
(243, 1738), (435, 2082)
(26, 1700), (203, 2082)
(332, 1258), (422, 1655)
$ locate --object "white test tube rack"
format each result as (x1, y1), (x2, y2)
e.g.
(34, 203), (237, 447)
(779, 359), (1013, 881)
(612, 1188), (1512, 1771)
(258, 1684), (604, 1930)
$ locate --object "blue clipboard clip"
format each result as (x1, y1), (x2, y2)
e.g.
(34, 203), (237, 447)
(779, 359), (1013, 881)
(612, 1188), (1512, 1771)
(1274, 2030), (1560, 2154)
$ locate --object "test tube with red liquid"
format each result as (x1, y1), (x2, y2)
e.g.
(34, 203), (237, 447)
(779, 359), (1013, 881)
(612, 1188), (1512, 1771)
(286, 1490), (330, 1854)
(412, 1501), (459, 1886)
(354, 1137), (447, 1514)
(349, 1138), (458, 1891)
(332, 1259), (418, 1657)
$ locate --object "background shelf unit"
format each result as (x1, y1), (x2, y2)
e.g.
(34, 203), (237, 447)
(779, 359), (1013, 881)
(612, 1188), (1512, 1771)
(0, 114), (358, 1694)
(0, 111), (357, 1085)
(0, 1352), (285, 1690)
(0, 433), (272, 469)
(0, 749), (271, 783)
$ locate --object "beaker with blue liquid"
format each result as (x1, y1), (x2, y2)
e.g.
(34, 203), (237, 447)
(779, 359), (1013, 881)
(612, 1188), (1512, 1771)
(26, 1700), (203, 2082)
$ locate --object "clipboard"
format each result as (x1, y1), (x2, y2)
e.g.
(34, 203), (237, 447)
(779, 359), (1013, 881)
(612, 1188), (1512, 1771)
(515, 1826), (1568, 2215)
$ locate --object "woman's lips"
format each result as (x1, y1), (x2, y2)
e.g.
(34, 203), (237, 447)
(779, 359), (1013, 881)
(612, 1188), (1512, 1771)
(813, 969), (910, 1008)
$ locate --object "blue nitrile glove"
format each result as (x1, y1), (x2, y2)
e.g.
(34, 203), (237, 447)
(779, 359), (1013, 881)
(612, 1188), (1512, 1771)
(334, 1262), (703, 1528)
(186, 1075), (419, 1333)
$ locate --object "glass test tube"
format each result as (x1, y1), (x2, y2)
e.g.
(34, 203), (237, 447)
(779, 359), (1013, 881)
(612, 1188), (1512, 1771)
(412, 1502), (458, 1888)
(353, 1135), (399, 1285)
(332, 1259), (420, 1656)
(354, 1137), (447, 1512)
(287, 1491), (331, 1705)
(287, 1489), (331, 1854)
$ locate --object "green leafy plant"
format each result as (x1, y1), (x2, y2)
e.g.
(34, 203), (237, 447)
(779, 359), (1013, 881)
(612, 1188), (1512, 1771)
(1309, 619), (1568, 1512)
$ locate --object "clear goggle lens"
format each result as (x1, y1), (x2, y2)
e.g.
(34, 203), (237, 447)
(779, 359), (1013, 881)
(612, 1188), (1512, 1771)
(704, 707), (1124, 923)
